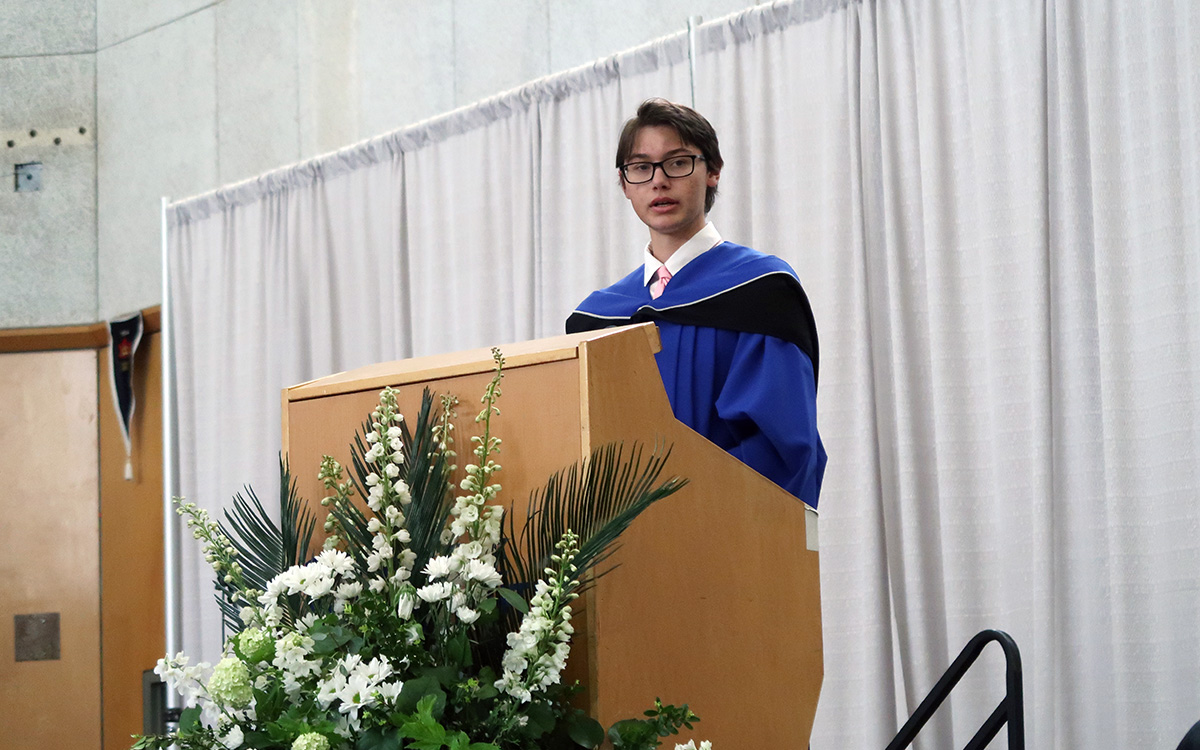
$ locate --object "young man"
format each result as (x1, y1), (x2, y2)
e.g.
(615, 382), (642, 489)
(566, 98), (826, 508)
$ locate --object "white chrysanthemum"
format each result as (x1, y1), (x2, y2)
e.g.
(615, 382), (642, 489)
(456, 606), (480, 624)
(417, 581), (453, 602)
(376, 680), (404, 703)
(316, 549), (355, 576)
(333, 582), (363, 610)
(423, 555), (454, 580)
(274, 568), (306, 596)
(303, 572), (336, 599)
(464, 559), (502, 588)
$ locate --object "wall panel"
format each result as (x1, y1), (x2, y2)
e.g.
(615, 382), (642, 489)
(0, 349), (101, 749)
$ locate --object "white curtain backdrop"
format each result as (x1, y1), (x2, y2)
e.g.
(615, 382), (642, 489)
(167, 0), (1200, 746)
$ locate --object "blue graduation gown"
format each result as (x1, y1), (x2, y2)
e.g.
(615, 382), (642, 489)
(566, 242), (826, 507)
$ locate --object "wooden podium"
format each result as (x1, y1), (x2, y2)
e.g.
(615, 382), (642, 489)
(282, 324), (822, 747)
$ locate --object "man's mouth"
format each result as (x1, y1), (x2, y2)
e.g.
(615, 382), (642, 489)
(650, 198), (678, 211)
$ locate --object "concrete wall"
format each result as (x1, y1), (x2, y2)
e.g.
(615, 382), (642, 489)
(3, 0), (760, 327)
(0, 2), (98, 327)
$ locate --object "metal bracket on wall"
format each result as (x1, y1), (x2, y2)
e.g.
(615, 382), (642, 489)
(15, 162), (42, 192)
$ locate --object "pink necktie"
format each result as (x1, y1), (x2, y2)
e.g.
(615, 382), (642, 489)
(650, 266), (672, 299)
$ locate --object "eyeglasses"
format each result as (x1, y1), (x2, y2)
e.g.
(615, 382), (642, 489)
(619, 154), (706, 184)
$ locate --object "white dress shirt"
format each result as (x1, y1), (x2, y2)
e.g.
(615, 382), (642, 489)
(642, 221), (724, 288)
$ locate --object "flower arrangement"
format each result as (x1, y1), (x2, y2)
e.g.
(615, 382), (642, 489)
(136, 350), (712, 750)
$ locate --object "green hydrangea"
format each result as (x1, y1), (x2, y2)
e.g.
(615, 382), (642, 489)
(237, 627), (275, 663)
(292, 733), (330, 750)
(208, 656), (253, 708)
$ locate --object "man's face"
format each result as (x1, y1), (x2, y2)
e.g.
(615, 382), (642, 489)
(620, 125), (719, 257)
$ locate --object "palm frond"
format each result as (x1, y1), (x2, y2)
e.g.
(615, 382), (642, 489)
(214, 458), (318, 633)
(498, 442), (687, 615)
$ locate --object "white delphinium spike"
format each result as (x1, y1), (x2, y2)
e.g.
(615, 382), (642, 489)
(155, 652), (210, 707)
(495, 530), (581, 702)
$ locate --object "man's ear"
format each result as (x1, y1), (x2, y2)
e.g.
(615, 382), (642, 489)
(706, 169), (720, 188)
(619, 170), (632, 198)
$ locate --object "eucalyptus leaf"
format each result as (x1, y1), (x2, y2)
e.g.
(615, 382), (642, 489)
(497, 587), (530, 614)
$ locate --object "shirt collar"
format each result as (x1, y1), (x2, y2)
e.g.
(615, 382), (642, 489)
(642, 222), (723, 286)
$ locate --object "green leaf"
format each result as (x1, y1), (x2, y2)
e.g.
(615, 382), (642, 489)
(525, 701), (557, 737)
(252, 683), (285, 720)
(356, 727), (404, 750)
(241, 729), (275, 748)
(497, 587), (530, 614)
(566, 714), (605, 748)
(177, 706), (202, 732)
(399, 695), (450, 750)
(394, 674), (447, 718)
(477, 597), (497, 614)
(446, 630), (472, 668)
(608, 719), (657, 750)
(421, 664), (460, 688)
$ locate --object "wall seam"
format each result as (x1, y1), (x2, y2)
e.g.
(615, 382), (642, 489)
(94, 1), (222, 53)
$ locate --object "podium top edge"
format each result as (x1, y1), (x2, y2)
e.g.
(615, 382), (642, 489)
(284, 324), (659, 402)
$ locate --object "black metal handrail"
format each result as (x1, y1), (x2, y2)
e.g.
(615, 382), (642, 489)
(886, 629), (1024, 750)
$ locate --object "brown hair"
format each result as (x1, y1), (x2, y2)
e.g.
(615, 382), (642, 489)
(615, 98), (724, 213)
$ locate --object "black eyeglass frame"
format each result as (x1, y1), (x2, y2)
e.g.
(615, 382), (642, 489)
(619, 154), (706, 184)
